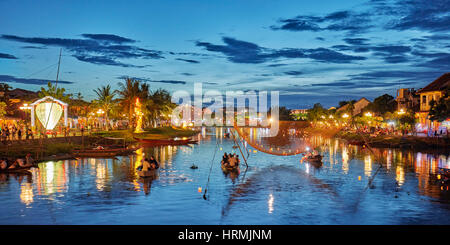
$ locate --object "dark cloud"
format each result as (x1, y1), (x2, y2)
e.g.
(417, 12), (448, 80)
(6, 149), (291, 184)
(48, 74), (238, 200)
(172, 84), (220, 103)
(176, 58), (200, 63)
(1, 34), (163, 67)
(284, 71), (303, 76)
(117, 76), (187, 84)
(151, 80), (187, 85)
(180, 72), (195, 76)
(270, 10), (372, 33)
(386, 0), (450, 32)
(0, 74), (73, 85)
(310, 82), (355, 87)
(343, 38), (370, 45)
(196, 37), (366, 64)
(80, 34), (135, 43)
(21, 46), (47, 49)
(0, 52), (17, 59)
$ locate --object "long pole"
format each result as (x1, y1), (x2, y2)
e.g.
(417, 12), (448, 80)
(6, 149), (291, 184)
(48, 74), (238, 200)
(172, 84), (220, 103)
(39, 49), (62, 159)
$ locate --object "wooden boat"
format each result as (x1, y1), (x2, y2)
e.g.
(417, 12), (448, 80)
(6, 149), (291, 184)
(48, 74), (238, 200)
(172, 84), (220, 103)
(347, 140), (365, 146)
(305, 155), (323, 162)
(137, 169), (157, 178)
(0, 165), (34, 174)
(72, 147), (136, 158)
(221, 164), (240, 173)
(134, 137), (197, 146)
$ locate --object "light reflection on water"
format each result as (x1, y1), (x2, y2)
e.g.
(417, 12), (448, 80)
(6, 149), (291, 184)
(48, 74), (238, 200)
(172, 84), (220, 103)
(0, 127), (449, 224)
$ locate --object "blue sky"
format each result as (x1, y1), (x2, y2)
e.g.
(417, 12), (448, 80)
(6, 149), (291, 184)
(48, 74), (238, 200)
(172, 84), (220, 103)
(0, 0), (449, 108)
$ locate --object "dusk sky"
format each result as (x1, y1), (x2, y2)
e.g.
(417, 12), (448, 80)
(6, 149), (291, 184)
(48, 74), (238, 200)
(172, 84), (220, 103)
(0, 0), (449, 108)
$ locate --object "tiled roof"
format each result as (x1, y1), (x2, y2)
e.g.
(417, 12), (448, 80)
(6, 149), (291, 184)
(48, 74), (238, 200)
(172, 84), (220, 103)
(418, 73), (450, 93)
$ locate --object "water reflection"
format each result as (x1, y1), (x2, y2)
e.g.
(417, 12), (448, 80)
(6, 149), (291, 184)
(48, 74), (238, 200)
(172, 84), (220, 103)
(0, 127), (448, 224)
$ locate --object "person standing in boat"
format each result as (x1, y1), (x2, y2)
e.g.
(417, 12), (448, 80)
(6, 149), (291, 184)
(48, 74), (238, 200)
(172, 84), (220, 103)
(228, 154), (237, 167)
(139, 158), (152, 172)
(149, 156), (159, 169)
(221, 153), (229, 166)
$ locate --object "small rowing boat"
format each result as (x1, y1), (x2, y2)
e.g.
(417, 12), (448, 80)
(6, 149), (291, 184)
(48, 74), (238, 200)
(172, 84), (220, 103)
(137, 169), (157, 178)
(306, 155), (322, 162)
(221, 164), (240, 173)
(0, 165), (35, 174)
(134, 137), (197, 146)
(73, 147), (136, 158)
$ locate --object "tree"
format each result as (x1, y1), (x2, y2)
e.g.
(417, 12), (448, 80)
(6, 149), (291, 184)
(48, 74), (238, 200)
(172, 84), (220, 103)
(366, 94), (396, 116)
(0, 83), (11, 105)
(93, 85), (117, 131)
(116, 78), (143, 129)
(145, 88), (175, 127)
(428, 87), (450, 122)
(0, 102), (7, 118)
(307, 103), (327, 122)
(39, 82), (71, 102)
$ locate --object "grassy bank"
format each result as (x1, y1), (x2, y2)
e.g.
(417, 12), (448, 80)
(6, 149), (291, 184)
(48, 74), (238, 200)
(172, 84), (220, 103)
(92, 126), (200, 141)
(0, 142), (80, 160)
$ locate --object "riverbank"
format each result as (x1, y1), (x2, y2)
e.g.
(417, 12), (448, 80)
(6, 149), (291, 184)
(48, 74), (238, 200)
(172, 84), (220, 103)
(0, 126), (200, 161)
(335, 130), (449, 151)
(92, 126), (200, 141)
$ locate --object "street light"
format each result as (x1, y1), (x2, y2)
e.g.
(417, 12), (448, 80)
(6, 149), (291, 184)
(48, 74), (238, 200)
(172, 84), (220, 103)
(364, 112), (372, 117)
(397, 108), (406, 115)
(342, 113), (349, 118)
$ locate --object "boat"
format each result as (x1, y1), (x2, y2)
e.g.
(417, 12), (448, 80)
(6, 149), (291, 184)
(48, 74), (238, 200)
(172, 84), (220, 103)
(137, 169), (157, 178)
(347, 140), (365, 146)
(134, 137), (197, 146)
(221, 164), (240, 173)
(72, 147), (136, 158)
(305, 155), (323, 162)
(0, 165), (35, 174)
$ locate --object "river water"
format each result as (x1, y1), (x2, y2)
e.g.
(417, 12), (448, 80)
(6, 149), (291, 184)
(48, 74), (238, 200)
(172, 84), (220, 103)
(0, 127), (449, 224)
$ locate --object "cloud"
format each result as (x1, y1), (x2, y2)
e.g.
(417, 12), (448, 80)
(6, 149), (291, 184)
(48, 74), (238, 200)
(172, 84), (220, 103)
(0, 74), (73, 85)
(176, 58), (200, 63)
(1, 34), (163, 67)
(117, 76), (187, 84)
(21, 46), (47, 49)
(386, 0), (450, 32)
(196, 37), (366, 64)
(270, 10), (372, 33)
(80, 34), (135, 44)
(284, 71), (303, 76)
(0, 52), (17, 59)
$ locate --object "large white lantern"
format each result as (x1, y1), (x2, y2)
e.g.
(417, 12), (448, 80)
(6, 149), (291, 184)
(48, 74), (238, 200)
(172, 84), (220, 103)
(30, 96), (68, 130)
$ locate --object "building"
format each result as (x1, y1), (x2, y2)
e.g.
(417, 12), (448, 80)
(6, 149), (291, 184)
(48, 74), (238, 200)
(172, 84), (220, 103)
(396, 88), (419, 111)
(415, 73), (450, 133)
(336, 97), (371, 116)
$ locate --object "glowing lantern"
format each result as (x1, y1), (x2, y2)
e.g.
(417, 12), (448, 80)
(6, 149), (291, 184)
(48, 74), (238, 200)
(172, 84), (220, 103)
(36, 102), (63, 130)
(30, 96), (68, 130)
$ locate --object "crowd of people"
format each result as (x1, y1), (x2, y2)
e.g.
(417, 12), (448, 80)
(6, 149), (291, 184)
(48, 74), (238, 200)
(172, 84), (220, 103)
(0, 124), (33, 142)
(0, 153), (34, 171)
(221, 153), (240, 168)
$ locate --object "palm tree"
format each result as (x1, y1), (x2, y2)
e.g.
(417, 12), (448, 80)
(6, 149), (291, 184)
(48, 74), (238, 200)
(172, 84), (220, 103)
(145, 89), (175, 127)
(93, 85), (117, 131)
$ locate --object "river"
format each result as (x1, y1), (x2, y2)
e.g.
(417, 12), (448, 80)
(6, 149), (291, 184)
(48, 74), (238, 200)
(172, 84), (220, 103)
(0, 127), (449, 224)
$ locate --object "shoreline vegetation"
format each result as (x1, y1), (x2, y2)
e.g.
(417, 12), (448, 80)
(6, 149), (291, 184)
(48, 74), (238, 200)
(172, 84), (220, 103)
(1, 124), (447, 163)
(303, 126), (449, 152)
(0, 126), (200, 162)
